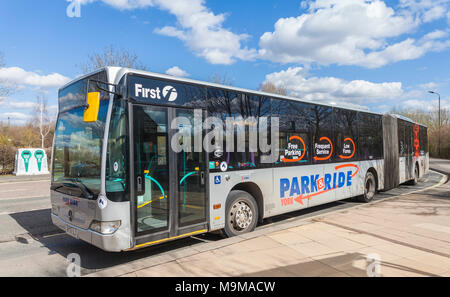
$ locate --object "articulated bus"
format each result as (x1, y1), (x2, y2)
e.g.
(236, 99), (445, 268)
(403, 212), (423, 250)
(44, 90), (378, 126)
(50, 67), (429, 252)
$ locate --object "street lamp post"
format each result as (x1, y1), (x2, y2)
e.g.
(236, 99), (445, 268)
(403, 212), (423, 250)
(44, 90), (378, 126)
(428, 91), (441, 158)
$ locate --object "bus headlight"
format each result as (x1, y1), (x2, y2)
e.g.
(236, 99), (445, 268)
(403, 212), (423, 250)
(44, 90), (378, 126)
(89, 220), (121, 234)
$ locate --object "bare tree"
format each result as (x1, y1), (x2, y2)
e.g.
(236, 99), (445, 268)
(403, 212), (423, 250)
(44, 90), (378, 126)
(209, 73), (234, 86)
(390, 106), (450, 159)
(34, 91), (53, 148)
(79, 45), (148, 73)
(0, 52), (12, 98)
(259, 82), (287, 96)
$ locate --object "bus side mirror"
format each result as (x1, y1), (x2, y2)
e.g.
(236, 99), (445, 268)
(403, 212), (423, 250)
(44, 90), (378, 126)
(84, 92), (100, 122)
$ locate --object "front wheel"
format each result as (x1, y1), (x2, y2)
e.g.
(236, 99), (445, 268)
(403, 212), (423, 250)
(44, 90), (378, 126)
(224, 190), (258, 237)
(358, 172), (376, 203)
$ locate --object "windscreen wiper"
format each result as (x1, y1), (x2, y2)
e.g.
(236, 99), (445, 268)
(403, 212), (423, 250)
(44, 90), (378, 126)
(56, 178), (94, 199)
(61, 103), (90, 113)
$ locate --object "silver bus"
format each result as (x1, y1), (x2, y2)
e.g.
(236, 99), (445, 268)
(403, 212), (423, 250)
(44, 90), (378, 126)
(50, 67), (429, 252)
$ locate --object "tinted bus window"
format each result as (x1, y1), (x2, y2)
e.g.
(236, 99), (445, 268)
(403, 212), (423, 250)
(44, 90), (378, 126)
(272, 99), (311, 167)
(58, 71), (108, 112)
(406, 122), (413, 156)
(359, 112), (383, 160)
(206, 88), (240, 171)
(311, 105), (334, 163)
(398, 120), (406, 157)
(242, 94), (271, 168)
(334, 108), (358, 162)
(419, 126), (428, 155)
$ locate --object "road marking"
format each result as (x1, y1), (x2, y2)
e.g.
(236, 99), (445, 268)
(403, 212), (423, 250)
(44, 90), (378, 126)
(0, 189), (30, 193)
(0, 195), (49, 203)
(0, 180), (50, 186)
(414, 223), (450, 235)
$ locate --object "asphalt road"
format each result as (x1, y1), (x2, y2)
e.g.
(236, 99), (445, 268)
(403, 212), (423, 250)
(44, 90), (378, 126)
(430, 158), (450, 175)
(0, 165), (447, 276)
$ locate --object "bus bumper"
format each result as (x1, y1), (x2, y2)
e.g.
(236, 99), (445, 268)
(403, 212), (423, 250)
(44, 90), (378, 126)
(51, 213), (131, 252)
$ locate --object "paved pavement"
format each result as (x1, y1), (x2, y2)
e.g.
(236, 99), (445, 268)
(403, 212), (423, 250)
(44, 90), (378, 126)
(0, 166), (448, 276)
(88, 170), (449, 277)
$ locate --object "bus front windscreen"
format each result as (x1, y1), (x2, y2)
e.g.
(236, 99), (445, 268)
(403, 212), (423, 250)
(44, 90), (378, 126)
(52, 73), (109, 199)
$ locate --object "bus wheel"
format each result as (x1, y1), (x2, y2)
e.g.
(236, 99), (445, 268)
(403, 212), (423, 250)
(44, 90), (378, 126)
(408, 165), (419, 185)
(224, 190), (258, 237)
(358, 172), (376, 203)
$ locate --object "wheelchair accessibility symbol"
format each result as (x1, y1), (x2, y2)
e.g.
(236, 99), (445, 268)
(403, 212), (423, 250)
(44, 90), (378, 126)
(214, 176), (221, 185)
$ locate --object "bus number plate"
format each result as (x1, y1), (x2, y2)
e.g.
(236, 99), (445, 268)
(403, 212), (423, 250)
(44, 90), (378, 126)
(66, 226), (79, 239)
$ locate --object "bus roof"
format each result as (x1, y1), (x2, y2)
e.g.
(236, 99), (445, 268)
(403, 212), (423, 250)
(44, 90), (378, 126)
(61, 66), (386, 116)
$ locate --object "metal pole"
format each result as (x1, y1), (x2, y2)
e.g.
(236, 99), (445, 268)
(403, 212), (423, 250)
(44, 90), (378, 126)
(429, 91), (441, 158)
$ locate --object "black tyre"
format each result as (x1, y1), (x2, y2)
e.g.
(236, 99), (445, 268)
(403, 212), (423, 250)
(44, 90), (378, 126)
(408, 165), (419, 185)
(224, 190), (258, 237)
(358, 171), (376, 203)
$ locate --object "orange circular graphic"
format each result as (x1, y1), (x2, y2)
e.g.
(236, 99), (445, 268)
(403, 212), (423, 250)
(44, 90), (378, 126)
(339, 137), (355, 159)
(281, 135), (306, 163)
(313, 136), (333, 161)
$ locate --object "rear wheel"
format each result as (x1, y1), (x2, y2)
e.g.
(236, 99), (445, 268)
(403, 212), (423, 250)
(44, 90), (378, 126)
(224, 190), (258, 237)
(408, 165), (419, 185)
(358, 172), (376, 203)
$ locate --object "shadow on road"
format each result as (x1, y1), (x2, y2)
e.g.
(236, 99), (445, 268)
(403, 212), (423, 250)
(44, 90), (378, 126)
(6, 171), (445, 274)
(241, 252), (439, 277)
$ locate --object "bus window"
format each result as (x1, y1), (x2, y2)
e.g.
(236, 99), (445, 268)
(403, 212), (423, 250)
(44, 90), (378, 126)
(334, 108), (358, 162)
(207, 89), (272, 170)
(419, 126), (428, 155)
(106, 98), (129, 202)
(272, 99), (311, 166)
(398, 120), (406, 157)
(311, 105), (334, 163)
(358, 112), (383, 160)
(207, 88), (240, 170)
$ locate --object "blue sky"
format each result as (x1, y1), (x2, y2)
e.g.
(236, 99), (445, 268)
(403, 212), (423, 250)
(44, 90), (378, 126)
(0, 0), (449, 125)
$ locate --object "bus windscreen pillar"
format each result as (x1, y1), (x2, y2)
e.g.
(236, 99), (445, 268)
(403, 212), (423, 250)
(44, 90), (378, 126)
(13, 148), (50, 176)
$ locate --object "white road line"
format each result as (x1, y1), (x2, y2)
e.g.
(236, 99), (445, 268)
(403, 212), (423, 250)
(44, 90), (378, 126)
(0, 189), (31, 193)
(0, 195), (49, 202)
(0, 180), (49, 186)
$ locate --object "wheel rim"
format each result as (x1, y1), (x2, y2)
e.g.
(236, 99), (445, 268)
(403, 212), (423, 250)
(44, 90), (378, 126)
(229, 200), (253, 231)
(365, 178), (375, 199)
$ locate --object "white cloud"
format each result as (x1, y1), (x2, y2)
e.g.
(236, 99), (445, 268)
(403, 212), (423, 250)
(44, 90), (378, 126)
(0, 67), (71, 88)
(258, 0), (450, 68)
(153, 0), (257, 64)
(0, 99), (37, 109)
(0, 112), (31, 120)
(264, 67), (403, 107)
(423, 5), (447, 22)
(165, 66), (190, 77)
(402, 98), (450, 111)
(79, 0), (256, 65)
(399, 0), (449, 23)
(418, 82), (439, 90)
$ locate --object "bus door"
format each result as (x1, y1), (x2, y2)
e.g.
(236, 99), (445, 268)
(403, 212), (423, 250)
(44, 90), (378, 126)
(131, 104), (207, 246)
